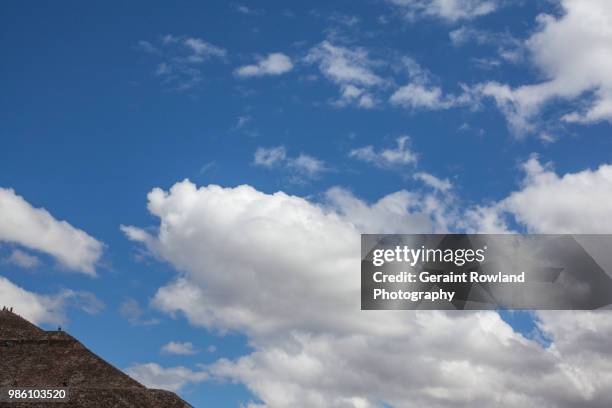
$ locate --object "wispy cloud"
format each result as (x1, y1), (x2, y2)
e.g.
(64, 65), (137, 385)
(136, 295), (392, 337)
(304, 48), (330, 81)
(414, 172), (452, 191)
(287, 154), (327, 177)
(136, 34), (227, 91)
(253, 146), (327, 180)
(349, 136), (417, 167)
(449, 26), (523, 64)
(253, 146), (287, 167)
(0, 276), (103, 325)
(390, 57), (474, 110)
(199, 161), (217, 175)
(349, 137), (453, 193)
(4, 249), (41, 269)
(387, 0), (499, 22)
(305, 41), (384, 108)
(232, 115), (252, 130)
(233, 3), (264, 15)
(119, 298), (159, 326)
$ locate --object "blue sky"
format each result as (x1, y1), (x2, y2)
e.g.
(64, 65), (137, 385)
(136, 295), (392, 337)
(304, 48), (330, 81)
(2, 1), (612, 407)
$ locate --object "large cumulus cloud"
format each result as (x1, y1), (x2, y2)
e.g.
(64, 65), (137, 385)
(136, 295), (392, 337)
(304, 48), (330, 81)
(123, 177), (612, 407)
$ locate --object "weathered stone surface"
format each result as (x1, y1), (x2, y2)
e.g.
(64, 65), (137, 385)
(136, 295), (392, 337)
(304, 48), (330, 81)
(0, 309), (192, 407)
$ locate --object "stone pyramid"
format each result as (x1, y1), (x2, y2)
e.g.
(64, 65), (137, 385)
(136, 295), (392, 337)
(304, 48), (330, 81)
(0, 309), (193, 407)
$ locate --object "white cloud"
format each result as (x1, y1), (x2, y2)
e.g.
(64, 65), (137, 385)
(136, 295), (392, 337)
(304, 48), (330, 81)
(125, 363), (208, 392)
(124, 181), (451, 335)
(460, 156), (612, 406)
(462, 204), (511, 234)
(0, 187), (103, 275)
(388, 0), (498, 22)
(5, 249), (41, 269)
(504, 156), (612, 233)
(538, 132), (557, 144)
(479, 0), (612, 133)
(349, 136), (417, 167)
(122, 179), (612, 407)
(305, 41), (382, 87)
(390, 83), (453, 109)
(0, 276), (65, 324)
(463, 155), (612, 234)
(253, 147), (327, 180)
(305, 41), (383, 108)
(535, 310), (612, 393)
(304, 48), (468, 111)
(183, 37), (227, 61)
(286, 154), (326, 178)
(335, 84), (377, 109)
(235, 53), (293, 78)
(161, 341), (198, 355)
(0, 276), (103, 325)
(324, 186), (452, 234)
(414, 172), (452, 191)
(253, 146), (287, 167)
(390, 57), (474, 110)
